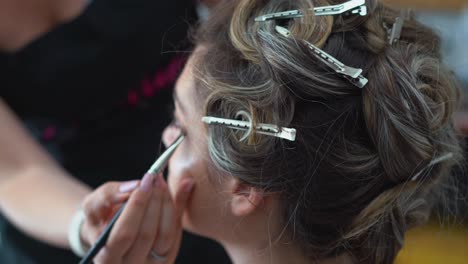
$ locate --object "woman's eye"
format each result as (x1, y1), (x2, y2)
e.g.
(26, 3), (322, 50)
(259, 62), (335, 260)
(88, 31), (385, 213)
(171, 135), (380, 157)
(171, 113), (187, 135)
(171, 112), (181, 128)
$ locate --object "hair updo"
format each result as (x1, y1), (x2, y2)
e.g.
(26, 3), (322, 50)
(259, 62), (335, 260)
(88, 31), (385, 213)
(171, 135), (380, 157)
(192, 0), (463, 263)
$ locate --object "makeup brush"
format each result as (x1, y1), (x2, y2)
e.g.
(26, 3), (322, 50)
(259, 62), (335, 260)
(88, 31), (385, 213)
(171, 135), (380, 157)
(79, 134), (185, 264)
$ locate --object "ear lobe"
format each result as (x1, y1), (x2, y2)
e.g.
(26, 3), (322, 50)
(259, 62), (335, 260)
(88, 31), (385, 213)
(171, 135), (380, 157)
(230, 180), (264, 217)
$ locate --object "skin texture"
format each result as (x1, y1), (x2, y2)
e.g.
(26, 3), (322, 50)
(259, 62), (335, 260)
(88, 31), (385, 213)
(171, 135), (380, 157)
(80, 173), (194, 264)
(0, 0), (97, 249)
(0, 99), (91, 247)
(79, 54), (225, 264)
(1, 0), (463, 262)
(82, 53), (353, 264)
(163, 57), (234, 239)
(0, 0), (225, 257)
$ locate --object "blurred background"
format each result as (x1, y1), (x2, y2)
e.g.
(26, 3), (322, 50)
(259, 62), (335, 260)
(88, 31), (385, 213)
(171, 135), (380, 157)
(0, 0), (467, 263)
(384, 1), (468, 263)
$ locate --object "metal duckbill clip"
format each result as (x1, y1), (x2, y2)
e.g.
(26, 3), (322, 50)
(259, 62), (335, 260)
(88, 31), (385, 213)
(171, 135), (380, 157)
(255, 0), (367, 22)
(275, 26), (368, 88)
(202, 116), (296, 142)
(387, 9), (411, 45)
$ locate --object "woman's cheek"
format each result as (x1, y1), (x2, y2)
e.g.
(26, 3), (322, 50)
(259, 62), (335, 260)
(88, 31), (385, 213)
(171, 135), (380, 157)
(167, 151), (198, 195)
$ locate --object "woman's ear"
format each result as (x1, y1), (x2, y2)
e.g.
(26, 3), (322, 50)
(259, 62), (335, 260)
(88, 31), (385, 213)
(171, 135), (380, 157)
(229, 179), (264, 217)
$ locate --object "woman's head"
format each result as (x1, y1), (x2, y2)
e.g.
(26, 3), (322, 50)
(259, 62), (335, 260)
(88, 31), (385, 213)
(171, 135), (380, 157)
(164, 0), (463, 263)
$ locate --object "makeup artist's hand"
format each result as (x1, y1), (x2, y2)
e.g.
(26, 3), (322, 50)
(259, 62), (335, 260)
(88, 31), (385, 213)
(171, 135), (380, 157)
(79, 172), (194, 264)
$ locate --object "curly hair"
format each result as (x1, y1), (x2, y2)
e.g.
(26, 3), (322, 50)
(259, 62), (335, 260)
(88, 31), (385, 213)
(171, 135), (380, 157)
(192, 0), (463, 263)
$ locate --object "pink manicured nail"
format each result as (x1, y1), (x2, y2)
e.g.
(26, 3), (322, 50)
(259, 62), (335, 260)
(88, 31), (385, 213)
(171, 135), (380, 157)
(140, 173), (154, 192)
(154, 174), (162, 188)
(183, 179), (194, 193)
(119, 180), (139, 193)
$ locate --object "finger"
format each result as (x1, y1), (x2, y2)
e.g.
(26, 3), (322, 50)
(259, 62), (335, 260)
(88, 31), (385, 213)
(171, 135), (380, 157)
(94, 246), (121, 264)
(81, 182), (128, 246)
(123, 174), (165, 263)
(119, 180), (140, 193)
(81, 180), (140, 249)
(153, 180), (174, 257)
(152, 175), (193, 256)
(164, 177), (194, 260)
(105, 173), (155, 257)
(82, 182), (118, 225)
(82, 181), (136, 225)
(173, 177), (195, 220)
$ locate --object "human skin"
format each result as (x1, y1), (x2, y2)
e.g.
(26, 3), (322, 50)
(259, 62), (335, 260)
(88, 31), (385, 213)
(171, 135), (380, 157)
(161, 52), (350, 264)
(0, 0), (102, 249)
(81, 50), (359, 264)
(0, 99), (91, 247)
(0, 0), (224, 254)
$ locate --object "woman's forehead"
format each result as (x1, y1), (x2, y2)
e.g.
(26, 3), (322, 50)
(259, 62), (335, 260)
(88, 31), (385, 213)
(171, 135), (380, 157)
(175, 49), (208, 119)
(175, 58), (195, 109)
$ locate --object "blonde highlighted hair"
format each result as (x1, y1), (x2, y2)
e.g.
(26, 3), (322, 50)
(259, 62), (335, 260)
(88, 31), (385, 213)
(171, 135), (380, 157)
(192, 0), (463, 263)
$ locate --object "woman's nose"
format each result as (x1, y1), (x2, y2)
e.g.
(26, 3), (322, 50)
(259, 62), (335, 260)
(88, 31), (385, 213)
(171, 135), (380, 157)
(162, 125), (181, 148)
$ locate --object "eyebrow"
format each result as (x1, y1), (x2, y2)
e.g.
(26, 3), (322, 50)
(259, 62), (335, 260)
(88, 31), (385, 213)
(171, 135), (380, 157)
(172, 90), (186, 114)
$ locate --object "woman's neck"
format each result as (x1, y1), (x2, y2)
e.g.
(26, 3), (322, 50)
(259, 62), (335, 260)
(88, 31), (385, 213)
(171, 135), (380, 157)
(222, 238), (311, 264)
(213, 195), (353, 264)
(221, 235), (354, 264)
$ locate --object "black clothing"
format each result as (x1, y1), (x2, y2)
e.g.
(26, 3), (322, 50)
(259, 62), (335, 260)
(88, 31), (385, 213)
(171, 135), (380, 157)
(0, 0), (230, 263)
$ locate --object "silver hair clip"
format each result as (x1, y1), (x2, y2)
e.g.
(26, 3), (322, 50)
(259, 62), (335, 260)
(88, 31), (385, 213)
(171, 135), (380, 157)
(202, 116), (297, 141)
(255, 0), (367, 22)
(387, 9), (411, 45)
(275, 26), (368, 88)
(411, 153), (454, 182)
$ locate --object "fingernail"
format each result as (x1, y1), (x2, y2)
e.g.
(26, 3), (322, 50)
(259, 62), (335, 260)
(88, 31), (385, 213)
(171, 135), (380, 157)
(119, 180), (139, 193)
(183, 179), (194, 193)
(140, 173), (154, 192)
(154, 174), (162, 188)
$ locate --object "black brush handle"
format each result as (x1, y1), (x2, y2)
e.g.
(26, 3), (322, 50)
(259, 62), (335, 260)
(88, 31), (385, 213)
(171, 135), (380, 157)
(79, 202), (126, 264)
